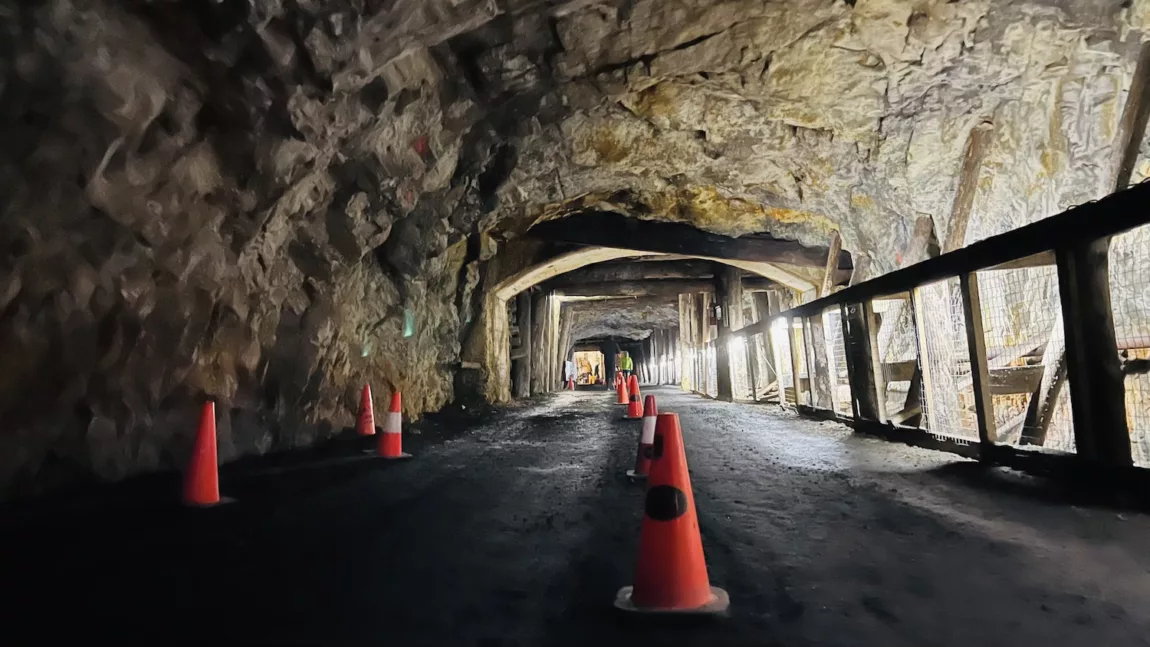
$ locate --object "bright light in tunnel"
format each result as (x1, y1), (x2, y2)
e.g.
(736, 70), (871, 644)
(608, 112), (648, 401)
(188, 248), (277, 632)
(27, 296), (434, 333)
(770, 318), (790, 356)
(728, 336), (744, 357)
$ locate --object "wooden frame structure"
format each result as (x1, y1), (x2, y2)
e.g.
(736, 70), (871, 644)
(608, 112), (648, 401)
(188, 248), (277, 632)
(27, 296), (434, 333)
(713, 182), (1150, 486)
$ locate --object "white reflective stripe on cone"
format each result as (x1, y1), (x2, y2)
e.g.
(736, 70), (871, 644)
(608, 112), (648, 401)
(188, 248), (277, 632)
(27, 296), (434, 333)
(639, 416), (657, 444)
(384, 411), (402, 434)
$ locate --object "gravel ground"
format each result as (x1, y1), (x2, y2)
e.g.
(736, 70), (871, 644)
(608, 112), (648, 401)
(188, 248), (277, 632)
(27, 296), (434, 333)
(3, 386), (1150, 645)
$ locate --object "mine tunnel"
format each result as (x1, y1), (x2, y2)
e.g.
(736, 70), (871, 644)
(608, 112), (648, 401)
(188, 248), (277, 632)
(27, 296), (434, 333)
(6, 0), (1150, 644)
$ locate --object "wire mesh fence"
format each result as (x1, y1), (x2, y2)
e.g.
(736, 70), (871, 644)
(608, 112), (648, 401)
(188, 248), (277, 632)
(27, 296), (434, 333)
(791, 318), (811, 406)
(975, 258), (1075, 453)
(705, 340), (718, 398)
(729, 337), (754, 401)
(822, 308), (853, 416)
(1109, 224), (1150, 467)
(914, 278), (979, 441)
(751, 331), (779, 402)
(772, 318), (795, 405)
(872, 293), (923, 425)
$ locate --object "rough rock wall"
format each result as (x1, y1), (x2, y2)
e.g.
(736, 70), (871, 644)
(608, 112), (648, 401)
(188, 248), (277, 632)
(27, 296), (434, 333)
(0, 0), (512, 496)
(495, 0), (1146, 276)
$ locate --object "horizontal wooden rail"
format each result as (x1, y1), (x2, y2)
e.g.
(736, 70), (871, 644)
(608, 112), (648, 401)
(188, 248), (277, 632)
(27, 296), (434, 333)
(733, 181), (1150, 334)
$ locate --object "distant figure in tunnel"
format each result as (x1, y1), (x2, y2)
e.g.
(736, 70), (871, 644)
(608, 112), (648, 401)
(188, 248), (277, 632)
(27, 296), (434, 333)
(620, 350), (634, 382)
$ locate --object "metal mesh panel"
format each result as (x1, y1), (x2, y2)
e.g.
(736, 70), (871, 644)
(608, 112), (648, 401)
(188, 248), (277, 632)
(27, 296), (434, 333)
(823, 308), (853, 415)
(976, 260), (1075, 453)
(915, 278), (979, 441)
(1109, 224), (1150, 466)
(730, 337), (754, 401)
(751, 331), (779, 402)
(705, 340), (718, 398)
(772, 318), (795, 405)
(792, 319), (811, 406)
(873, 294), (922, 425)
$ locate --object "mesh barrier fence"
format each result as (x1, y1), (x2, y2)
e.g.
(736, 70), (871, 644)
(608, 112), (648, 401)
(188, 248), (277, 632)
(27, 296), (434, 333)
(1110, 224), (1150, 467)
(975, 258), (1075, 454)
(823, 308), (853, 415)
(915, 278), (979, 442)
(872, 294), (922, 423)
(772, 319), (795, 405)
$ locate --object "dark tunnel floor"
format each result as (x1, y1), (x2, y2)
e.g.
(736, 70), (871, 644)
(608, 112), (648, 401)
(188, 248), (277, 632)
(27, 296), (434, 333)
(4, 387), (1150, 646)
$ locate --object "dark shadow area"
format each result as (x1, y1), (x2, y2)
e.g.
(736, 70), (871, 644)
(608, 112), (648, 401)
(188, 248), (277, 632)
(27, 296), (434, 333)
(919, 460), (1150, 513)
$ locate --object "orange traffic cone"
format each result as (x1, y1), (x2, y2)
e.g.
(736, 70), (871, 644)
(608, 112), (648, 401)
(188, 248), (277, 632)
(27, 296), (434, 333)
(357, 385), (376, 436)
(184, 401), (228, 507)
(377, 392), (412, 459)
(568, 378), (575, 390)
(624, 375), (643, 419)
(615, 374), (629, 405)
(626, 395), (658, 481)
(615, 413), (729, 615)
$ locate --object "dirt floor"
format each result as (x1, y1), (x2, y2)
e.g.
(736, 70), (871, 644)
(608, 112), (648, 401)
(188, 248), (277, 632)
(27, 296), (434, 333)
(4, 387), (1150, 645)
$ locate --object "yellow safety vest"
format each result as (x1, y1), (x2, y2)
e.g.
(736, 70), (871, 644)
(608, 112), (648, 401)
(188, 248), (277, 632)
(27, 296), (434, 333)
(622, 356), (633, 371)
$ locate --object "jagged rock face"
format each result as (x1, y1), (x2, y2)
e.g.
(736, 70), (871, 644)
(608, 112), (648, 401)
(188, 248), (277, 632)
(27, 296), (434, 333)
(0, 0), (1146, 495)
(500, 0), (1148, 275)
(567, 297), (680, 340)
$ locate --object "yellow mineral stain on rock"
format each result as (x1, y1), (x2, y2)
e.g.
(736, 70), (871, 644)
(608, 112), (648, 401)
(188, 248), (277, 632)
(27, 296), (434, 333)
(851, 193), (875, 210)
(591, 128), (630, 163)
(627, 83), (681, 120)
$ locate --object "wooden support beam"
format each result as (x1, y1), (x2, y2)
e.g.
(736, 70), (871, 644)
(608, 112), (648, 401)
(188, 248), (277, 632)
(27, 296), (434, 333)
(943, 122), (995, 253)
(1020, 351), (1068, 447)
(843, 302), (886, 421)
(1114, 41), (1150, 190)
(1057, 241), (1132, 466)
(552, 277), (776, 298)
(788, 318), (804, 406)
(550, 260), (717, 284)
(530, 293), (547, 396)
(820, 232), (843, 296)
(881, 360), (917, 382)
(529, 210), (853, 269)
(889, 363), (924, 427)
(960, 272), (998, 450)
(986, 250), (1056, 272)
(807, 315), (834, 409)
(986, 365), (1044, 395)
(715, 267), (740, 401)
(513, 292), (532, 398)
(902, 215), (939, 267)
(556, 279), (714, 298)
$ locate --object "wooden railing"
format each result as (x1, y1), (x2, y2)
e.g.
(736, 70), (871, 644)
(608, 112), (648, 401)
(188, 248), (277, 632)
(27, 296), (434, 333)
(722, 181), (1150, 481)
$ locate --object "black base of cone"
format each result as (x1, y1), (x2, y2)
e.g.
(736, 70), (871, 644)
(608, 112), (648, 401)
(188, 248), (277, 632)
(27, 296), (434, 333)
(613, 586), (730, 616)
(362, 450), (414, 460)
(625, 470), (648, 482)
(184, 495), (237, 508)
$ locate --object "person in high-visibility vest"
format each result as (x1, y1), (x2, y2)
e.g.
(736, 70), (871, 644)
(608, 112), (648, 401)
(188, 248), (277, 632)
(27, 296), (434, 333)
(620, 350), (634, 381)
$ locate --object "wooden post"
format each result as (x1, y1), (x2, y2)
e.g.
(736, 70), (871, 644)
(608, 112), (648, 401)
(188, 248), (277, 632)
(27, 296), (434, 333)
(807, 314), (833, 409)
(839, 304), (859, 419)
(960, 272), (997, 455)
(1020, 352), (1068, 446)
(745, 335), (758, 402)
(1057, 241), (1132, 466)
(715, 266), (742, 402)
(943, 122), (994, 253)
(843, 302), (885, 421)
(514, 292), (532, 398)
(530, 292), (547, 396)
(821, 232), (843, 297)
(788, 318), (804, 406)
(1114, 41), (1150, 190)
